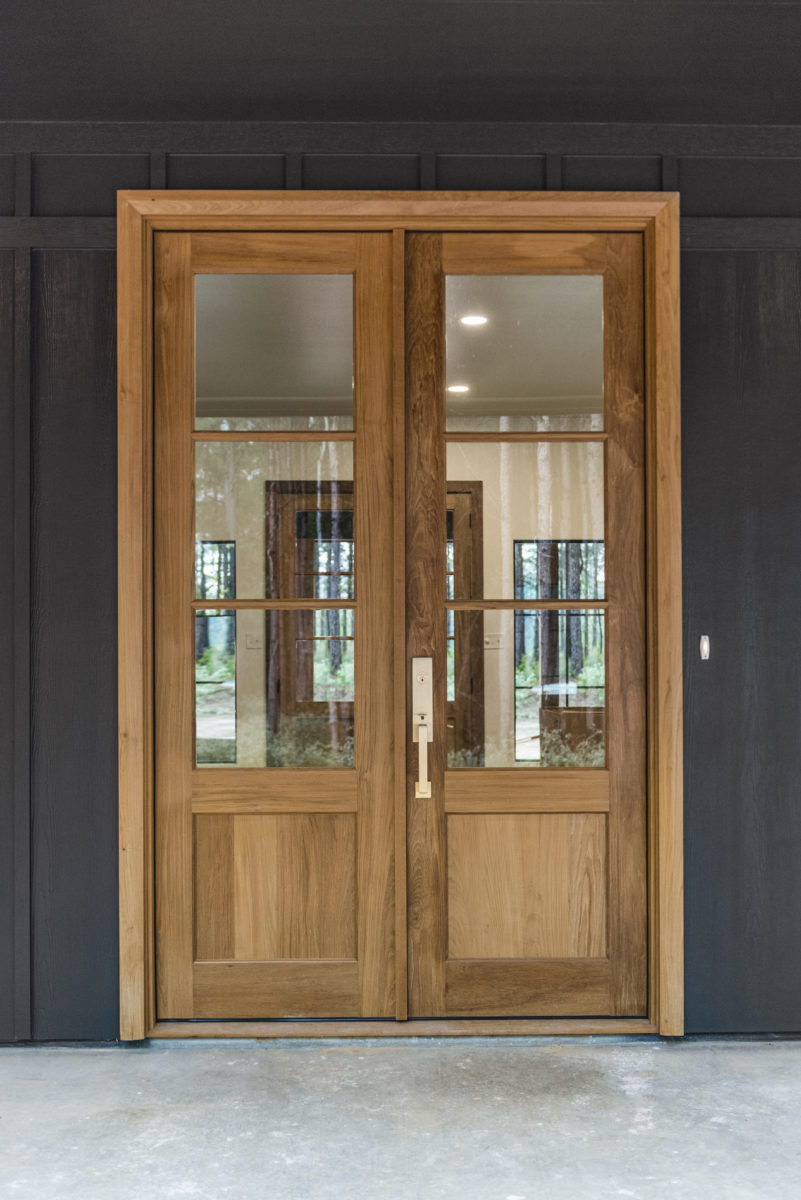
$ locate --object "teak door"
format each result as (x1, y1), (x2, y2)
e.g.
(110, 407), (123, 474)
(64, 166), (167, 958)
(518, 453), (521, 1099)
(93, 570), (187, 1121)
(152, 224), (647, 1022)
(155, 232), (396, 1018)
(404, 232), (646, 1017)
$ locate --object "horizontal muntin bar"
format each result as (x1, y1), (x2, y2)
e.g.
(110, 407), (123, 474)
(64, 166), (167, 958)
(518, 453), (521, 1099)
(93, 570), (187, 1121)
(192, 598), (356, 610)
(191, 430), (355, 442)
(447, 599), (607, 611)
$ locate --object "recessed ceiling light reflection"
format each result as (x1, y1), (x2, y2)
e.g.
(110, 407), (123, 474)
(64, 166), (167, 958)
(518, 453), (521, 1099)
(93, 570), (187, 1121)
(447, 384), (470, 393)
(459, 314), (488, 326)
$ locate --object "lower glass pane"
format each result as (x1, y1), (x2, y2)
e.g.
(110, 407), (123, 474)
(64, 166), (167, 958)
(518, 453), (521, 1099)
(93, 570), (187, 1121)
(448, 609), (605, 768)
(195, 609), (237, 765)
(195, 608), (354, 768)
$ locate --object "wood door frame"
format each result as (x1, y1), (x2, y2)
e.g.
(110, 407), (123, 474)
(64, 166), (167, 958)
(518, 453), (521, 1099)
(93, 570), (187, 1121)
(118, 191), (682, 1039)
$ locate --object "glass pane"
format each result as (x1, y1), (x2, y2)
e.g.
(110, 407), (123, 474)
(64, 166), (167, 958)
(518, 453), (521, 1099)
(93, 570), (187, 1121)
(195, 441), (354, 598)
(195, 608), (354, 768)
(445, 276), (603, 431)
(448, 609), (605, 768)
(195, 274), (354, 431)
(446, 442), (604, 599)
(195, 608), (237, 765)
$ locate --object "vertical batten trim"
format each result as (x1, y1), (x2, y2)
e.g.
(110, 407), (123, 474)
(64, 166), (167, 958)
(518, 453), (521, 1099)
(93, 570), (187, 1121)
(12, 246), (32, 1040)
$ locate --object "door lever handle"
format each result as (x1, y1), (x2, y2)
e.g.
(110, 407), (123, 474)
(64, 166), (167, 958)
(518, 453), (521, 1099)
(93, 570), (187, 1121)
(415, 720), (431, 799)
(412, 657), (433, 799)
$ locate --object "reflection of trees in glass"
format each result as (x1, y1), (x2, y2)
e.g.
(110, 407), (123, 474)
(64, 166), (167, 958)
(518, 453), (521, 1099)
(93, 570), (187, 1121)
(513, 540), (605, 692)
(513, 540), (605, 765)
(195, 541), (236, 662)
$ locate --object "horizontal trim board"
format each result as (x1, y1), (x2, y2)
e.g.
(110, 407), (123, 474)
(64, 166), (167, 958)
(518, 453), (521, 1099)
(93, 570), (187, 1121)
(0, 218), (116, 246)
(444, 432), (607, 442)
(193, 961), (360, 1018)
(444, 769), (609, 812)
(447, 599), (608, 610)
(7, 122), (801, 157)
(445, 959), (613, 1017)
(150, 1017), (658, 1037)
(191, 431), (355, 442)
(681, 218), (801, 248)
(2, 217), (800, 251)
(190, 599), (356, 610)
(192, 769), (358, 810)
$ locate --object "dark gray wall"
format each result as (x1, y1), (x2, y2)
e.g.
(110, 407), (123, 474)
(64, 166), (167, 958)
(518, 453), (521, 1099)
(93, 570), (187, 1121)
(3, 122), (801, 1037)
(3, 2), (801, 126)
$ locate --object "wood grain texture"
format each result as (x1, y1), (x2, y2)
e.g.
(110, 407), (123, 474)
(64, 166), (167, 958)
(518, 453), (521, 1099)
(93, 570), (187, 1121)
(444, 960), (612, 1018)
(193, 962), (360, 1019)
(189, 231), (357, 272)
(392, 228), (408, 1020)
(193, 815), (234, 960)
(407, 226), (650, 1020)
(447, 814), (607, 959)
(404, 231), (448, 1016)
(119, 191), (671, 229)
(442, 232), (608, 274)
(228, 814), (356, 960)
(153, 228), (395, 1021)
(152, 1017), (657, 1037)
(191, 769), (358, 813)
(153, 232), (195, 1018)
(118, 193), (682, 1038)
(603, 231), (648, 1016)
(353, 232), (397, 1016)
(118, 197), (153, 1040)
(645, 197), (684, 1034)
(444, 770), (609, 812)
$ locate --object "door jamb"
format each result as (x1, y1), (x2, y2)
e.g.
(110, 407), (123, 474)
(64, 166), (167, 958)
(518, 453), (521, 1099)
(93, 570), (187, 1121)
(117, 191), (682, 1039)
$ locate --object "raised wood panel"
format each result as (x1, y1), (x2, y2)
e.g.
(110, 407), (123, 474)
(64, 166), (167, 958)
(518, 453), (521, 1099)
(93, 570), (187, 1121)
(225, 814), (356, 961)
(445, 960), (612, 1018)
(193, 815), (234, 960)
(193, 961), (360, 1019)
(447, 814), (607, 959)
(444, 769), (609, 812)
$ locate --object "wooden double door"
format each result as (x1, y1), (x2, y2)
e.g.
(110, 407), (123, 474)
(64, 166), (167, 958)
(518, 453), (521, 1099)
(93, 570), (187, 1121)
(154, 228), (646, 1022)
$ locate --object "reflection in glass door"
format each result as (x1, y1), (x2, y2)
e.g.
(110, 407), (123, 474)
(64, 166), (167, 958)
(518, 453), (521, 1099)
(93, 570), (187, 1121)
(406, 231), (647, 1018)
(154, 232), (396, 1020)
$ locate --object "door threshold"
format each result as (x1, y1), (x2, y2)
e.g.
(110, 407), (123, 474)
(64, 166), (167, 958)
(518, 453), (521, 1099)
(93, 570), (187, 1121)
(149, 1018), (658, 1039)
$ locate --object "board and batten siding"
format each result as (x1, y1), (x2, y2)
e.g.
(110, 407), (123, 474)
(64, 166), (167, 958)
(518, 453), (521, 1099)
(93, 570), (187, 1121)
(2, 126), (801, 1036)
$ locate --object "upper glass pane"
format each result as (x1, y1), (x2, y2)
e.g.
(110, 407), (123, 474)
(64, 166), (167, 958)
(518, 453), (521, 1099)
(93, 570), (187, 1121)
(445, 276), (604, 431)
(195, 441), (354, 598)
(446, 442), (604, 599)
(195, 275), (354, 431)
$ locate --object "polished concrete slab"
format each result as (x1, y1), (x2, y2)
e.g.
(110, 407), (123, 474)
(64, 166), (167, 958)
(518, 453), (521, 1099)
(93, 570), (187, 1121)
(1, 1037), (799, 1199)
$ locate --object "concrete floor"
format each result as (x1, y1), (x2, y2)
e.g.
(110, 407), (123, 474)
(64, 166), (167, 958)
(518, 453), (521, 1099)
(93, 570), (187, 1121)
(1, 1037), (799, 1199)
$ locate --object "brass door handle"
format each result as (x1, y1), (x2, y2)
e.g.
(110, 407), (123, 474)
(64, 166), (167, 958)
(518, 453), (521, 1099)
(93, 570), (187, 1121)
(412, 657), (433, 799)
